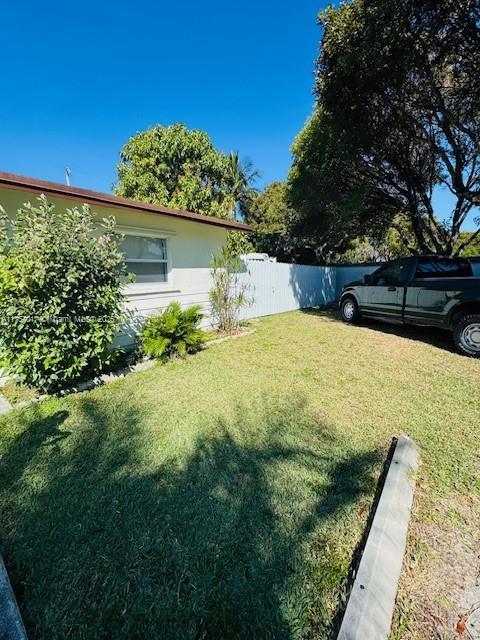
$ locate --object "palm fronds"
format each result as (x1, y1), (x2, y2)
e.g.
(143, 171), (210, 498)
(140, 302), (205, 362)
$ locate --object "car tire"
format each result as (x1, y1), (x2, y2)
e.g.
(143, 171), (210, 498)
(340, 296), (361, 324)
(453, 313), (480, 358)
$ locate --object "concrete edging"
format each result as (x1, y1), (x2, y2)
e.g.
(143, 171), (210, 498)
(0, 554), (28, 640)
(0, 394), (13, 415)
(337, 434), (420, 640)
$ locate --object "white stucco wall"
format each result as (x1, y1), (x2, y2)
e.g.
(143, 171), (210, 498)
(0, 186), (230, 346)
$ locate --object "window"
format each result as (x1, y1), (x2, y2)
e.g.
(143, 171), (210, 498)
(414, 258), (472, 279)
(373, 260), (409, 286)
(122, 235), (168, 284)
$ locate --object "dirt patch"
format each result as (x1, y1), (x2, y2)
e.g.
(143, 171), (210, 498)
(204, 327), (256, 345)
(393, 491), (480, 639)
(1, 380), (38, 406)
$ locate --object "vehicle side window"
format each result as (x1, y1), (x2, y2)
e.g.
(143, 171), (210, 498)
(372, 261), (408, 286)
(414, 258), (472, 279)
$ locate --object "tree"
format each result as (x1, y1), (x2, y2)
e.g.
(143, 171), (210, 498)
(116, 124), (261, 257)
(455, 231), (480, 257)
(222, 151), (261, 256)
(243, 181), (297, 260)
(225, 151), (261, 220)
(290, 0), (480, 257)
(334, 216), (420, 263)
(0, 197), (126, 391)
(116, 123), (232, 219)
(287, 109), (394, 262)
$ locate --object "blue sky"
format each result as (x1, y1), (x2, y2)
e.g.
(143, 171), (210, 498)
(1, 1), (320, 191)
(1, 1), (477, 230)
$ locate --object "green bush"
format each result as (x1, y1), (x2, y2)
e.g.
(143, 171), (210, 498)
(0, 196), (128, 392)
(140, 303), (205, 362)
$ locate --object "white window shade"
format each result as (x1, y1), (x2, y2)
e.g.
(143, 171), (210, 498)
(122, 235), (168, 284)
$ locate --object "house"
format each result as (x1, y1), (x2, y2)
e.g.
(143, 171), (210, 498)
(0, 172), (251, 345)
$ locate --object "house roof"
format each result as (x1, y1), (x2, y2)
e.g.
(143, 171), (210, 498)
(0, 171), (252, 232)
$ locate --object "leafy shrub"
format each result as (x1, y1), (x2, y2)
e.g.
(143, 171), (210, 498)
(0, 196), (128, 392)
(209, 246), (251, 334)
(140, 303), (205, 362)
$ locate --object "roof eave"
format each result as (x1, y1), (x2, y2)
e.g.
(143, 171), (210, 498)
(0, 171), (253, 232)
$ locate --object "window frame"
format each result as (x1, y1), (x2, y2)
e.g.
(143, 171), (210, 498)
(118, 225), (177, 296)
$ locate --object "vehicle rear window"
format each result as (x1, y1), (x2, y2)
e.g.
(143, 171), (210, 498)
(414, 258), (472, 278)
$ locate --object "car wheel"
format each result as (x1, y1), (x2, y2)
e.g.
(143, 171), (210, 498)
(340, 296), (361, 324)
(453, 313), (480, 358)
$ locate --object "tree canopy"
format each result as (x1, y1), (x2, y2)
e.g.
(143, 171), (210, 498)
(116, 123), (233, 219)
(244, 182), (291, 256)
(456, 231), (480, 257)
(287, 109), (392, 262)
(242, 181), (320, 263)
(288, 0), (480, 258)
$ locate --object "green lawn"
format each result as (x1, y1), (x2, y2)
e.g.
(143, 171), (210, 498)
(0, 310), (479, 639)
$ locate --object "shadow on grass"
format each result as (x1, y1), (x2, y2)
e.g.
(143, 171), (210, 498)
(0, 395), (381, 640)
(0, 410), (70, 487)
(302, 307), (456, 354)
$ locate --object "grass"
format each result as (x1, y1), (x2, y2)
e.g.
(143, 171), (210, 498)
(0, 310), (479, 639)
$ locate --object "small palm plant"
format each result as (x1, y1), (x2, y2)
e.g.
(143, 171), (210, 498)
(140, 303), (205, 362)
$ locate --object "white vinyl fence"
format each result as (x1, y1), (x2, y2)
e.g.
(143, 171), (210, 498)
(238, 260), (378, 320)
(118, 258), (479, 344)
